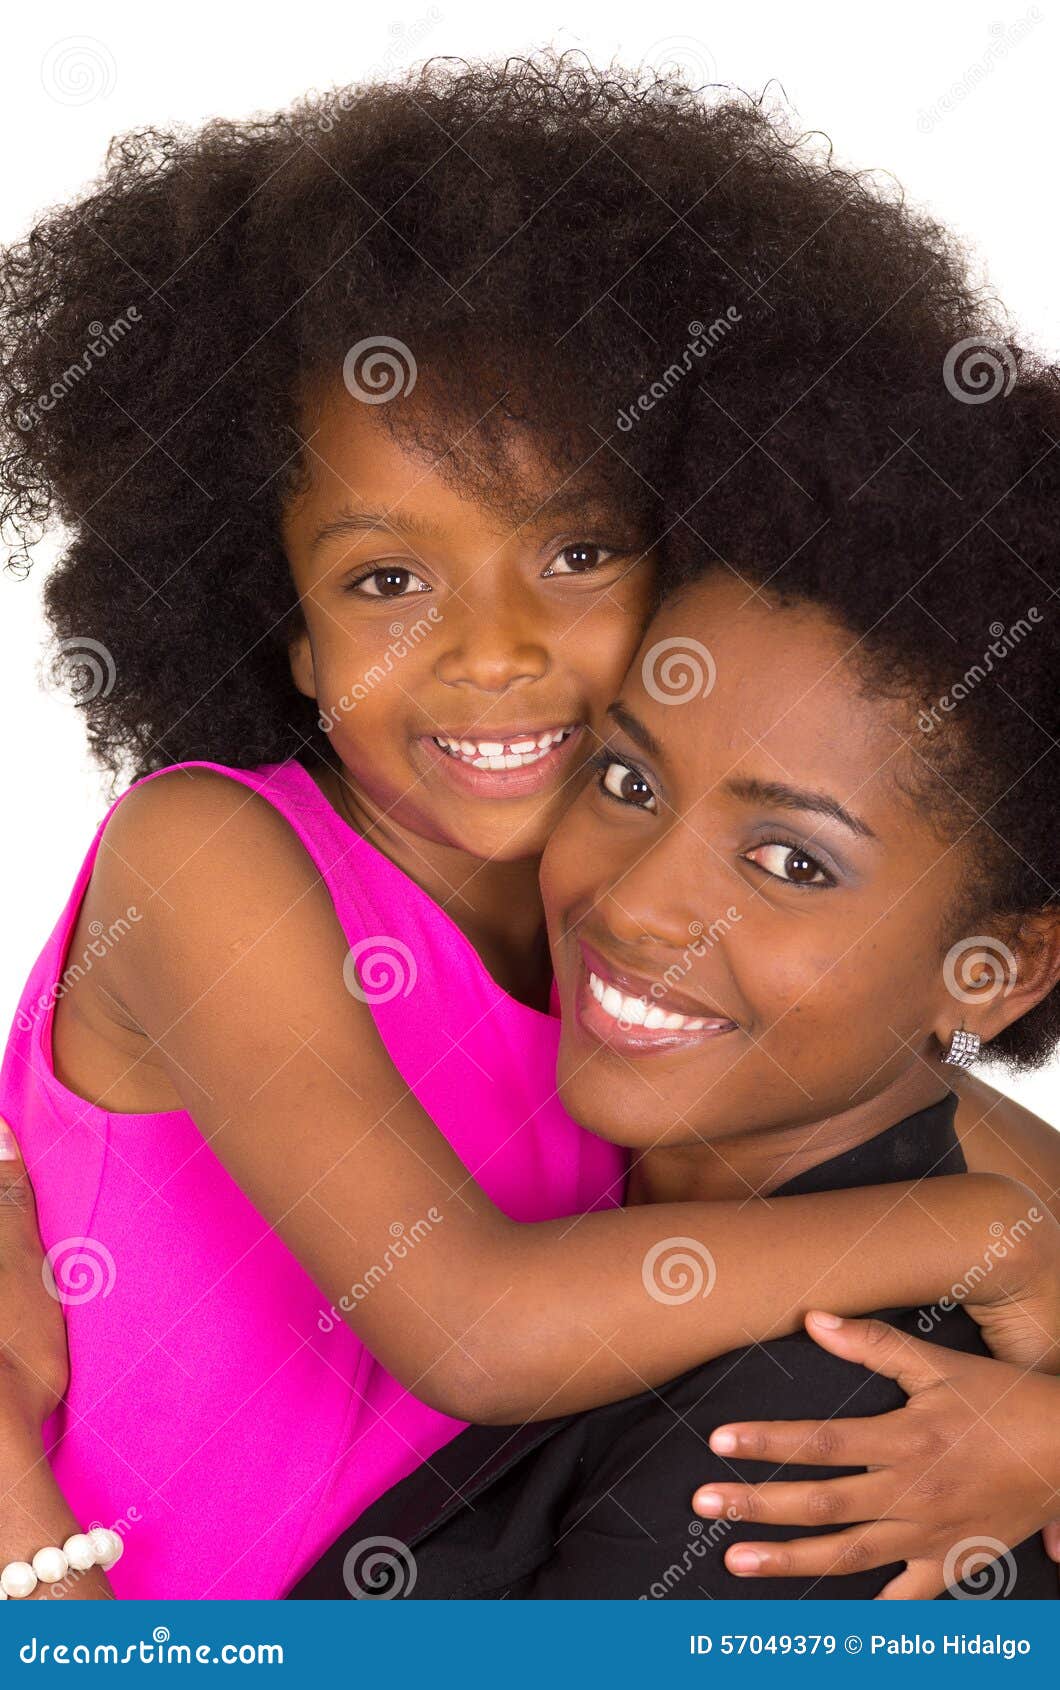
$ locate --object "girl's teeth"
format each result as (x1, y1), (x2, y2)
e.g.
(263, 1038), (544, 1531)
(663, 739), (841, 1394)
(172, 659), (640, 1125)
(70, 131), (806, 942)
(586, 970), (718, 1033)
(433, 726), (574, 768)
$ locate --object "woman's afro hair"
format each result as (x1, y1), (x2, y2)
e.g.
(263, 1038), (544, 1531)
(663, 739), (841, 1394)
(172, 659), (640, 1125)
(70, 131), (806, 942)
(2, 50), (1057, 1065)
(661, 334), (1060, 1072)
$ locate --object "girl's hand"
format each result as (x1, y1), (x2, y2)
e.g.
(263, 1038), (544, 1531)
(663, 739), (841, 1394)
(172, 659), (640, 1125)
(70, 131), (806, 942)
(961, 1201), (1060, 1372)
(0, 1114), (69, 1430)
(691, 1312), (1060, 1599)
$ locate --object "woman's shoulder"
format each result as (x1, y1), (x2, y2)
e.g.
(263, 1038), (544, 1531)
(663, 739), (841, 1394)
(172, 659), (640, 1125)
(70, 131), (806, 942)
(953, 1072), (1060, 1226)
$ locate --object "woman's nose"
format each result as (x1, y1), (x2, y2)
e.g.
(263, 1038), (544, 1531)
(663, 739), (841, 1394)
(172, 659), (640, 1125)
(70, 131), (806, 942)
(434, 603), (550, 693)
(596, 829), (715, 952)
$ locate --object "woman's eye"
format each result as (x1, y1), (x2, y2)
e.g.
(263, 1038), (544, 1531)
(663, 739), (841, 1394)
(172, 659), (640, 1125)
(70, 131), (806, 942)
(599, 759), (657, 810)
(744, 843), (832, 887)
(351, 566), (431, 598)
(544, 541), (617, 576)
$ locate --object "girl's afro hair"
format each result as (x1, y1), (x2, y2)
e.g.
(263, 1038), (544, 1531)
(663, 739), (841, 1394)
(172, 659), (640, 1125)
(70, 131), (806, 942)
(2, 50), (987, 780)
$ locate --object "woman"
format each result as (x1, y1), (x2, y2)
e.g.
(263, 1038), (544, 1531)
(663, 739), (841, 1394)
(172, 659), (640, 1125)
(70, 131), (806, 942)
(291, 356), (1060, 1600)
(1, 59), (1058, 1600)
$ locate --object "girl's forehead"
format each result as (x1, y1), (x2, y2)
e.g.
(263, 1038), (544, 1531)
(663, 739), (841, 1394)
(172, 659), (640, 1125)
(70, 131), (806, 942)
(292, 385), (648, 531)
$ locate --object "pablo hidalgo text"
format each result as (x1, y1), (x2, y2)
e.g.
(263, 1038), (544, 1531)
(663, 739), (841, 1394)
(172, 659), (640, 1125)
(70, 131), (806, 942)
(870, 1635), (1031, 1658)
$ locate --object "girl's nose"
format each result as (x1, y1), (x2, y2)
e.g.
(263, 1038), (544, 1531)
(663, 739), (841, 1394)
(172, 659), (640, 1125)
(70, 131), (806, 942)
(435, 605), (550, 693)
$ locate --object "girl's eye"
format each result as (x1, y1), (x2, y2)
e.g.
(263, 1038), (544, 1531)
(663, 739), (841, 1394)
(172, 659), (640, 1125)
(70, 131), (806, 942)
(350, 566), (431, 598)
(743, 843), (833, 888)
(597, 758), (657, 811)
(544, 541), (618, 576)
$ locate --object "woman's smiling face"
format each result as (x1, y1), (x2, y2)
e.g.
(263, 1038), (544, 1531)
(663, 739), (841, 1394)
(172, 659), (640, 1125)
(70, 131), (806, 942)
(541, 572), (996, 1150)
(282, 384), (656, 862)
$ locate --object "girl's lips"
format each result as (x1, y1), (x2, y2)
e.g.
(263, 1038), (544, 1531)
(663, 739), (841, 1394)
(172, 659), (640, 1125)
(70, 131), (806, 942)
(573, 942), (739, 1055)
(417, 723), (586, 800)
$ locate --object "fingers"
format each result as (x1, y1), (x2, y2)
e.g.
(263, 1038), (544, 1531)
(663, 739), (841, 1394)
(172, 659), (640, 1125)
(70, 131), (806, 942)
(693, 1472), (889, 1529)
(1043, 1519), (1060, 1563)
(0, 1115), (23, 1163)
(800, 1311), (951, 1394)
(875, 1561), (948, 1600)
(0, 1113), (34, 1221)
(708, 1409), (908, 1468)
(723, 1523), (910, 1582)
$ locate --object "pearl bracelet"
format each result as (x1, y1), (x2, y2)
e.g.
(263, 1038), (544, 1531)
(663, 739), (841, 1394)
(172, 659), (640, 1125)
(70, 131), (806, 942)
(0, 1528), (123, 1599)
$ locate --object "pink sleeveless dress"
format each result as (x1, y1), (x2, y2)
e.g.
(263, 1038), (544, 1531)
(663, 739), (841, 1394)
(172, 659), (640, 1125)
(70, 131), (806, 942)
(0, 759), (626, 1598)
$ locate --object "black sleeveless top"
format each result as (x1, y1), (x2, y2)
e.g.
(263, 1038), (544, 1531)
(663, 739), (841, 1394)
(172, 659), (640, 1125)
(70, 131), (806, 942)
(290, 1092), (1057, 1601)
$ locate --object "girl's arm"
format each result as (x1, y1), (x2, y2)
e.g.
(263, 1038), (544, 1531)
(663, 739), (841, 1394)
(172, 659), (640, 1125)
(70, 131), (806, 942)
(684, 1095), (1060, 1594)
(690, 1313), (1060, 1599)
(84, 771), (1057, 1423)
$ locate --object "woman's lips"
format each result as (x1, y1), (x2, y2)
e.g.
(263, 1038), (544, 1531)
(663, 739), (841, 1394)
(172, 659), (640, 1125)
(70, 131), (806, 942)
(573, 940), (739, 1054)
(418, 723), (586, 799)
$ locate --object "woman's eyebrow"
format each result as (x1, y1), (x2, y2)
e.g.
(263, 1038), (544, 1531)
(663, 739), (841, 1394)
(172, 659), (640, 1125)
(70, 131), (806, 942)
(726, 776), (878, 841)
(605, 702), (664, 759)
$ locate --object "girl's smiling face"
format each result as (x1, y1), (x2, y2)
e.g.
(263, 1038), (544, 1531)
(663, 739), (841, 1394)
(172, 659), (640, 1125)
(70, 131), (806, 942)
(282, 384), (656, 862)
(542, 573), (1045, 1153)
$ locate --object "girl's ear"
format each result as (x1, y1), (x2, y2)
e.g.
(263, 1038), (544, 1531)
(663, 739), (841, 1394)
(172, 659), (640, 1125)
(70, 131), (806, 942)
(289, 629), (317, 701)
(933, 908), (1060, 1051)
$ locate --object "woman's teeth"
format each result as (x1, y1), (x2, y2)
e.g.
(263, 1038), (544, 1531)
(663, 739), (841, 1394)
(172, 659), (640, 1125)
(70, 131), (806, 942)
(587, 969), (725, 1031)
(432, 725), (576, 770)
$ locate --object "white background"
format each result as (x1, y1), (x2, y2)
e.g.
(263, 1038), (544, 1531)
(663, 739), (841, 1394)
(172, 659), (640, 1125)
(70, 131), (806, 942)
(2, 0), (1057, 1123)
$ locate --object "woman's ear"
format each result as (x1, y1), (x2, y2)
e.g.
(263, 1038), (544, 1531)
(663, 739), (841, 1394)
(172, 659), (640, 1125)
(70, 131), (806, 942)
(289, 628), (317, 701)
(933, 908), (1060, 1051)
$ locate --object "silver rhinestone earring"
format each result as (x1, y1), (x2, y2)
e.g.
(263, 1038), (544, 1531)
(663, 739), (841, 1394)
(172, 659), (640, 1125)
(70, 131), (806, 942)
(943, 1027), (981, 1068)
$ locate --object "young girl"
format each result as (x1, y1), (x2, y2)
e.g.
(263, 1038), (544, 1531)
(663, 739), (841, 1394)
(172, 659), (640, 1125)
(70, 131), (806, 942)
(295, 350), (1060, 1601)
(0, 58), (1056, 1599)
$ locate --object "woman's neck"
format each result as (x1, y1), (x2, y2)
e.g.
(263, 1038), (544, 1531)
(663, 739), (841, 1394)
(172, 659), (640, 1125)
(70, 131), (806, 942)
(626, 1063), (953, 1207)
(310, 761), (552, 1008)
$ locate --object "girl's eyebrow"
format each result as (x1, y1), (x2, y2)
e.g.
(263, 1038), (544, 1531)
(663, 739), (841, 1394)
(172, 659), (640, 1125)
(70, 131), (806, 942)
(726, 776), (878, 841)
(311, 504), (441, 554)
(310, 495), (626, 556)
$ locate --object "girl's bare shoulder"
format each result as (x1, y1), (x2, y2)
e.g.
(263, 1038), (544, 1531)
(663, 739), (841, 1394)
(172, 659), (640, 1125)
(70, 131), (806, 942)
(54, 766), (346, 1112)
(94, 765), (325, 919)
